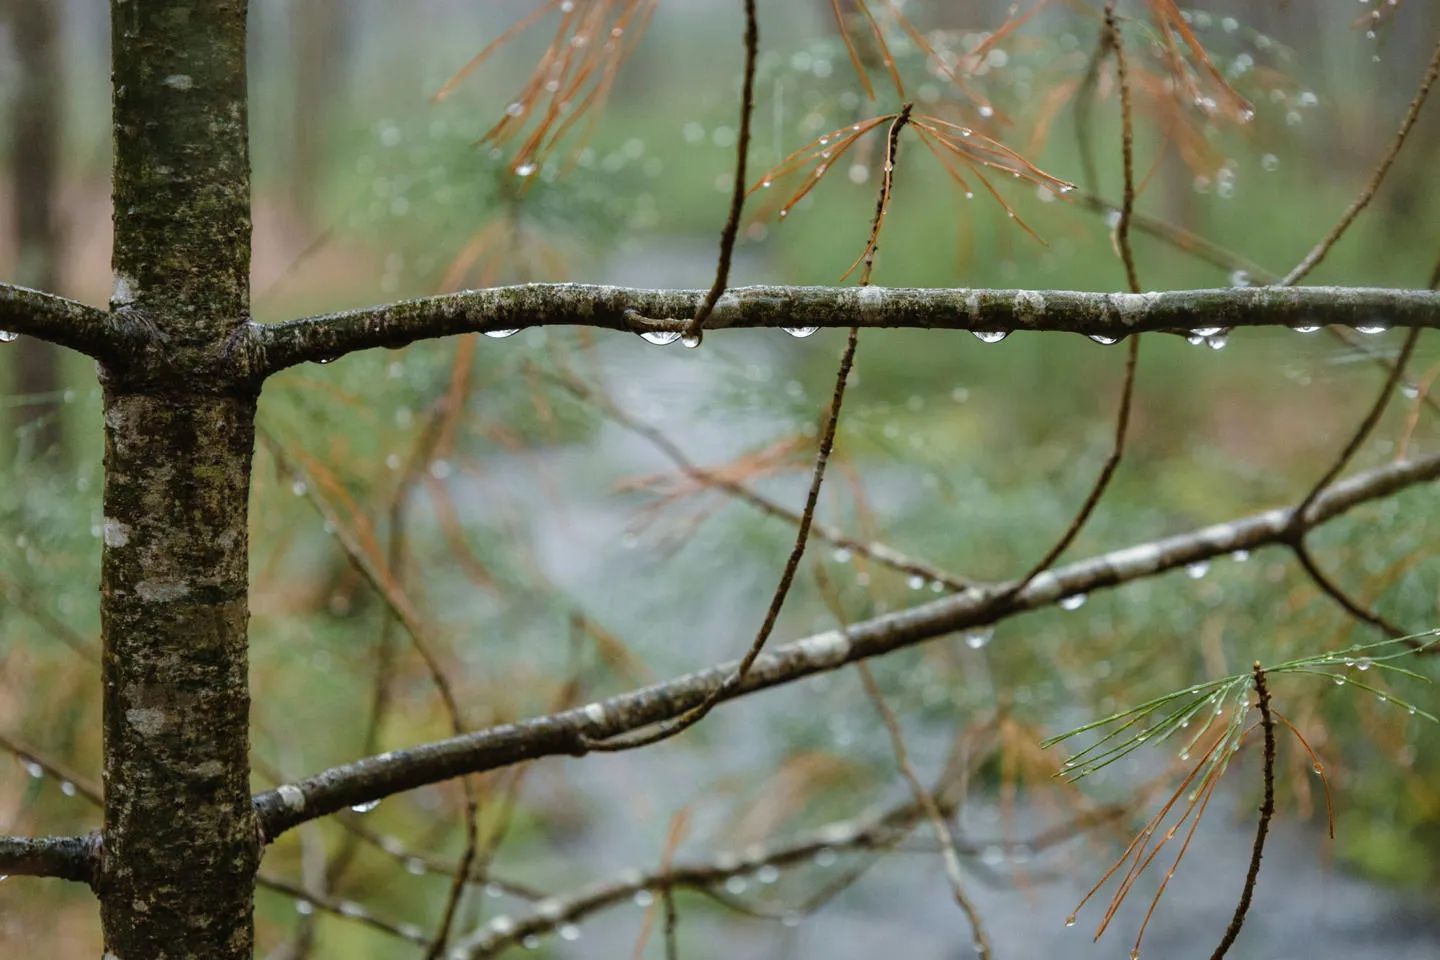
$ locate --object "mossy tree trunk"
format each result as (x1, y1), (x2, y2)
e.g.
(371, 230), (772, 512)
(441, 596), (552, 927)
(98, 2), (259, 956)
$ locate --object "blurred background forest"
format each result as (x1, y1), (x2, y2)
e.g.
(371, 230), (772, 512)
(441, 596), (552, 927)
(1, 1), (1438, 957)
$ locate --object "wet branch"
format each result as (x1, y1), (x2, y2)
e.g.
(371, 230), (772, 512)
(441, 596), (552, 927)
(252, 451), (1440, 840)
(0, 282), (117, 360)
(0, 833), (99, 884)
(248, 285), (1440, 376)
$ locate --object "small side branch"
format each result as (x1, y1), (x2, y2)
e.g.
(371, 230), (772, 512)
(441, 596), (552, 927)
(684, 0), (758, 343)
(249, 285), (1440, 377)
(0, 282), (117, 359)
(0, 833), (100, 884)
(1209, 664), (1276, 960)
(252, 452), (1440, 841)
(1281, 37), (1440, 286)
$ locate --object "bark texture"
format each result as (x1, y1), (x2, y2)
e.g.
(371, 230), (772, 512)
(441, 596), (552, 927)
(99, 2), (258, 957)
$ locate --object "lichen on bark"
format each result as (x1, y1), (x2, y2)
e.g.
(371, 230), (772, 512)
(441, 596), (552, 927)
(98, 2), (259, 957)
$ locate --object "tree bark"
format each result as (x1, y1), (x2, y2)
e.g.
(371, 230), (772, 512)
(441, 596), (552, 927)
(99, 2), (258, 957)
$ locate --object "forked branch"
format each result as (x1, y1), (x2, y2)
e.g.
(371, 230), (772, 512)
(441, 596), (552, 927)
(253, 451), (1440, 840)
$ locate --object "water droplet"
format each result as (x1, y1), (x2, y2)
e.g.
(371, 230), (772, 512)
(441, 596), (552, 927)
(1064, 915), (1077, 928)
(908, 574), (925, 590)
(1230, 270), (1251, 287)
(965, 626), (994, 649)
(1187, 334), (1206, 346)
(1355, 657), (1372, 671)
(514, 162), (537, 177)
(296, 900), (314, 915)
(1312, 762), (1324, 775)
(1356, 324), (1388, 335)
(1059, 593), (1087, 611)
(1179, 750), (1190, 760)
(406, 858), (427, 875)
(782, 911), (802, 928)
(291, 480), (308, 497)
(1185, 560), (1210, 579)
(634, 889), (655, 907)
(640, 330), (682, 345)
(1088, 334), (1119, 345)
(1291, 324), (1320, 334)
(559, 924), (581, 941)
(972, 330), (1008, 343)
(1207, 334), (1228, 351)
(1407, 705), (1417, 716)
(23, 760), (43, 778)
(832, 547), (853, 563)
(814, 847), (838, 867)
(483, 328), (520, 339)
(1334, 676), (1345, 685)
(522, 935), (540, 949)
(1261, 153), (1280, 172)
(0, 331), (17, 343)
(783, 326), (819, 338)
(351, 799), (381, 813)
(60, 780), (76, 797)
(757, 864), (781, 884)
(315, 355), (338, 365)
(1231, 549), (1250, 562)
(725, 875), (749, 894)
(681, 332), (701, 349)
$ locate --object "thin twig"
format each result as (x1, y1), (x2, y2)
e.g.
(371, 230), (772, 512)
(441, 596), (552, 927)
(549, 364), (971, 589)
(1292, 540), (1407, 639)
(1109, 3), (1141, 296)
(1281, 37), (1440, 285)
(858, 664), (993, 959)
(684, 0), (758, 342)
(1291, 327), (1419, 527)
(582, 324), (859, 750)
(1008, 5), (1141, 598)
(1208, 663), (1276, 959)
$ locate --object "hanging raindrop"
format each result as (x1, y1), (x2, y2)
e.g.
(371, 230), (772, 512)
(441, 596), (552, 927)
(1088, 334), (1119, 345)
(1185, 560), (1210, 579)
(783, 326), (819, 338)
(640, 330), (683, 345)
(972, 330), (1008, 343)
(483, 328), (520, 339)
(0, 330), (18, 343)
(1059, 593), (1087, 611)
(350, 799), (382, 813)
(965, 626), (994, 649)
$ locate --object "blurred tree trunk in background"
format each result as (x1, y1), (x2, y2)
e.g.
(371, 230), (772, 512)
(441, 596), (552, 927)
(289, 0), (348, 225)
(5, 0), (65, 461)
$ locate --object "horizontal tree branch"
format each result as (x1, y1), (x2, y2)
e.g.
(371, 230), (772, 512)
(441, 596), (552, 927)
(0, 281), (117, 359)
(0, 833), (99, 884)
(254, 451), (1440, 840)
(248, 285), (1440, 377)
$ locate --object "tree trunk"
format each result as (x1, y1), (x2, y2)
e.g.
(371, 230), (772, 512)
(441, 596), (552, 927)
(7, 0), (66, 459)
(99, 2), (258, 957)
